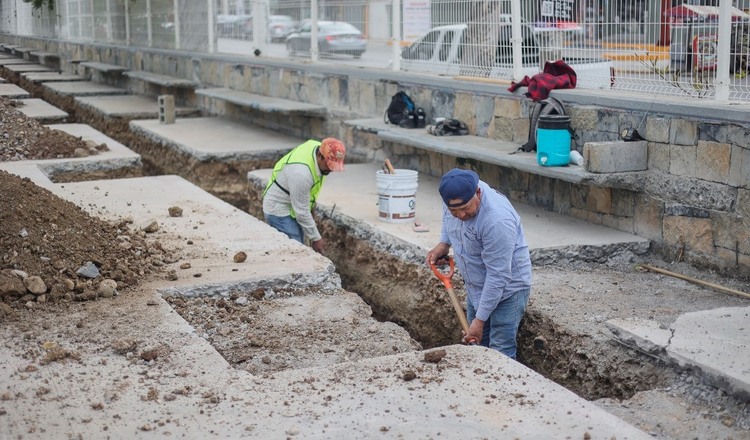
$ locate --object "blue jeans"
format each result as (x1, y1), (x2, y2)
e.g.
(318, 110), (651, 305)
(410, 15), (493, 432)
(264, 214), (304, 243)
(466, 288), (531, 360)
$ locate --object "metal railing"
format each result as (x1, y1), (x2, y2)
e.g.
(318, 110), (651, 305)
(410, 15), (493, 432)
(1, 0), (749, 103)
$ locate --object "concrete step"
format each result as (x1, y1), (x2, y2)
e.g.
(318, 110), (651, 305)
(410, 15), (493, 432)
(249, 162), (651, 265)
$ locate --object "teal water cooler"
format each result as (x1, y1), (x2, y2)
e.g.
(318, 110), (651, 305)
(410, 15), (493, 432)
(537, 115), (571, 167)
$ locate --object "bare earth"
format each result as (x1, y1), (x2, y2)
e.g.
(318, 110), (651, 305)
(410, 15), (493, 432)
(0, 97), (748, 439)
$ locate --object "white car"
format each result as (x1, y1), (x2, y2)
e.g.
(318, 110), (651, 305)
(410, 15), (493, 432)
(400, 23), (613, 89)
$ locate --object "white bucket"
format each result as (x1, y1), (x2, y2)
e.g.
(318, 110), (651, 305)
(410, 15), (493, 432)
(376, 169), (419, 223)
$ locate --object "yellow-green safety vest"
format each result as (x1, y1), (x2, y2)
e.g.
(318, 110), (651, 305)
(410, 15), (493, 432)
(263, 140), (325, 219)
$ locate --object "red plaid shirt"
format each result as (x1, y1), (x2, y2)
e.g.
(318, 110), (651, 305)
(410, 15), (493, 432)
(508, 60), (577, 101)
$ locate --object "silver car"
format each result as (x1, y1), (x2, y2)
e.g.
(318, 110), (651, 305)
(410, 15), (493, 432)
(269, 15), (296, 42)
(286, 21), (366, 58)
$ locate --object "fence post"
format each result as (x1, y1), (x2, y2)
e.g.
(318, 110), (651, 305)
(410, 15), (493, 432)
(207, 0), (215, 53)
(715, 0), (731, 102)
(510, 0), (522, 81)
(147, 0), (153, 47)
(391, 0), (401, 71)
(174, 0), (180, 50)
(311, 0), (319, 62)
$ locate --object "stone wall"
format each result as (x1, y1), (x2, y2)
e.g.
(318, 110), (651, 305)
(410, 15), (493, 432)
(4, 36), (748, 277)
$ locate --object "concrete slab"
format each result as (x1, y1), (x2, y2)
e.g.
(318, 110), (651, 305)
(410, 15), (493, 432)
(0, 174), (653, 439)
(606, 307), (750, 401)
(605, 317), (673, 357)
(348, 118), (620, 186)
(0, 57), (35, 65)
(12, 98), (68, 123)
(0, 124), (141, 181)
(75, 94), (199, 119)
(42, 80), (130, 97)
(123, 70), (198, 88)
(58, 176), (339, 293)
(0, 83), (30, 98)
(22, 71), (85, 83)
(79, 60), (128, 73)
(668, 307), (750, 400)
(249, 162), (651, 264)
(2, 63), (53, 73)
(129, 117), (302, 161)
(196, 87), (327, 117)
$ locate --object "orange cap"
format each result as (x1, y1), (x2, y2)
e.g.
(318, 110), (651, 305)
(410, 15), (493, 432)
(319, 138), (346, 172)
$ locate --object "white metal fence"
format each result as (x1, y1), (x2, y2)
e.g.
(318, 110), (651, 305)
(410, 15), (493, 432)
(1, 0), (749, 102)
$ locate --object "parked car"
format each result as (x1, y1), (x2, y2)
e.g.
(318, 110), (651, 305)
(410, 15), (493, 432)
(269, 15), (297, 42)
(286, 21), (366, 58)
(400, 23), (612, 89)
(216, 14), (252, 38)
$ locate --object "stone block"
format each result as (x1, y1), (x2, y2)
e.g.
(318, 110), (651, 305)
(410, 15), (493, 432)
(729, 145), (749, 188)
(586, 210), (604, 225)
(553, 180), (572, 215)
(696, 140), (731, 184)
(698, 123), (728, 143)
(597, 109), (620, 134)
(647, 142), (670, 172)
(569, 207), (590, 222)
(475, 96), (494, 137)
(602, 213), (619, 230)
(441, 154), (459, 173)
(586, 186), (613, 214)
(612, 189), (635, 217)
(645, 116), (670, 144)
(452, 93), (475, 129)
(634, 194), (663, 241)
(711, 212), (748, 252)
(481, 163), (502, 191)
(617, 216), (635, 234)
(431, 89), (455, 120)
(427, 150), (443, 178)
(568, 106), (599, 131)
(570, 183), (587, 210)
(491, 117), (514, 142)
(725, 124), (750, 148)
(583, 141), (647, 173)
(669, 144), (697, 178)
(663, 216), (714, 254)
(493, 97), (522, 119)
(669, 118), (698, 146)
(512, 117), (530, 144)
(528, 174), (555, 211)
(508, 169), (530, 194)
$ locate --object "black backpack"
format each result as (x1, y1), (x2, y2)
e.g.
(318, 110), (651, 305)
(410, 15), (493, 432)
(521, 97), (569, 152)
(385, 91), (416, 126)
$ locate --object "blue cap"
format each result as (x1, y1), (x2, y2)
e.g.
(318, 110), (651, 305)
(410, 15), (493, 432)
(439, 168), (479, 207)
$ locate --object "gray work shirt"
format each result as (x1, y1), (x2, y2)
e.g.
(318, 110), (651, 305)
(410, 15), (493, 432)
(262, 160), (323, 242)
(439, 181), (532, 321)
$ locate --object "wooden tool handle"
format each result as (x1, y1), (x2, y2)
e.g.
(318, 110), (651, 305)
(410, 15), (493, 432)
(384, 159), (395, 174)
(446, 287), (470, 334)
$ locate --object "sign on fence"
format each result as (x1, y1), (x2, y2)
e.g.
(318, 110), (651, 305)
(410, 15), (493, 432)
(403, 0), (431, 43)
(693, 34), (718, 71)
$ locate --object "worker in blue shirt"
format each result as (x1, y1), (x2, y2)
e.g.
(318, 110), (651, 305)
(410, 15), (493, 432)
(426, 168), (532, 359)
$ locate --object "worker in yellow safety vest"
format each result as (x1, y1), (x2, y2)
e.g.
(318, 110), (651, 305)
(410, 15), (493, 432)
(262, 138), (346, 254)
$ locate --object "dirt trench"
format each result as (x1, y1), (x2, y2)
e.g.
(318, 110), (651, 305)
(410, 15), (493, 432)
(37, 82), (671, 402)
